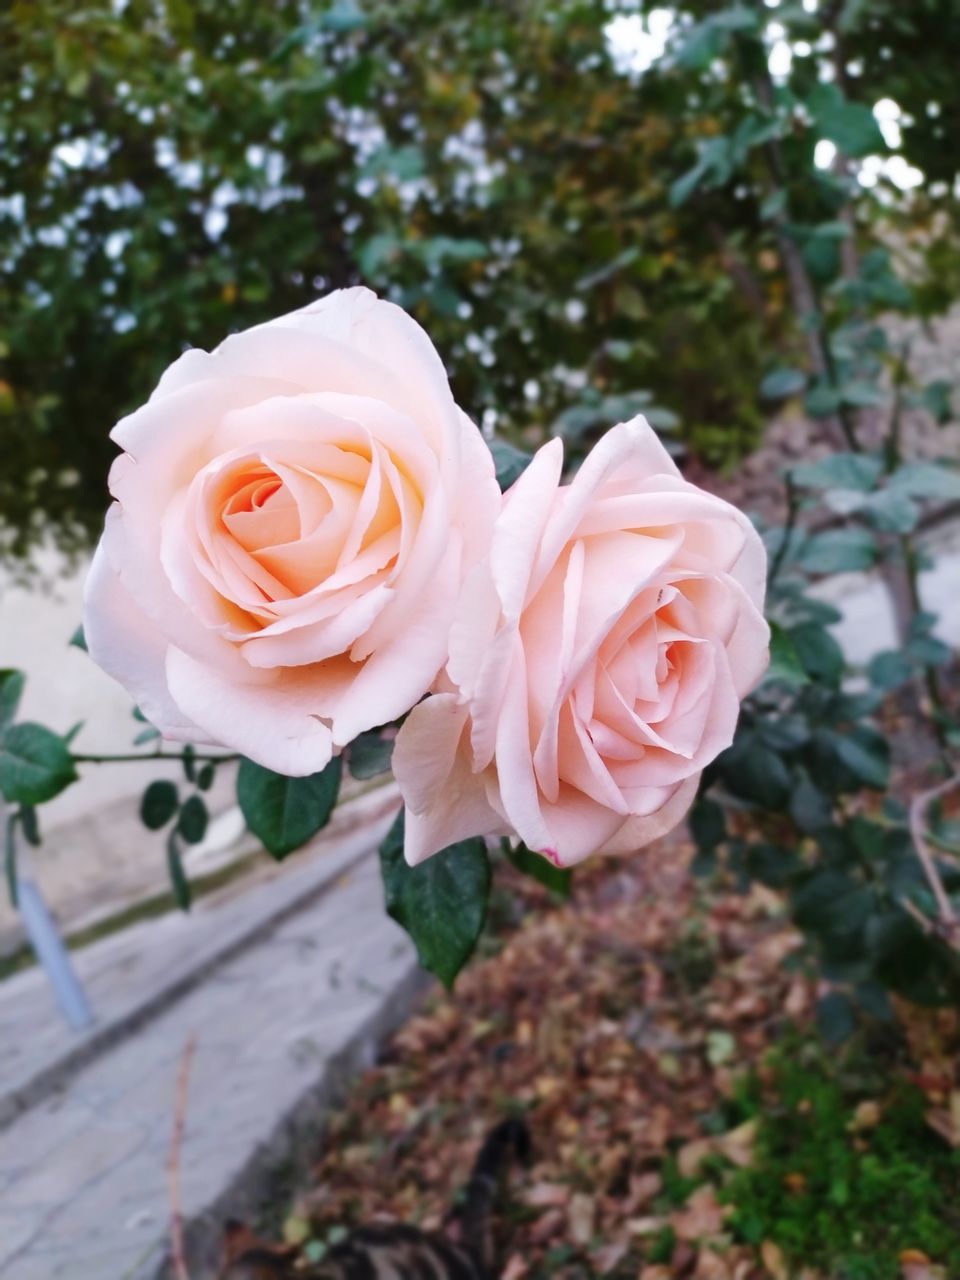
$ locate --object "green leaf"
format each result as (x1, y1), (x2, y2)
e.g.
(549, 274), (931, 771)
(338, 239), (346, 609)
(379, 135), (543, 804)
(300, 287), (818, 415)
(799, 528), (877, 574)
(237, 757), (342, 859)
(166, 832), (192, 911)
(347, 731), (394, 780)
(379, 810), (491, 988)
(787, 622), (845, 686)
(868, 650), (914, 691)
(888, 461), (960, 501)
(0, 670), (25, 730)
(0, 723), (77, 805)
(862, 487), (918, 534)
(506, 840), (572, 899)
(833, 734), (889, 789)
(791, 452), (883, 493)
(4, 814), (17, 908)
(489, 438), (533, 492)
(807, 84), (885, 157)
(690, 798), (726, 851)
(804, 382), (842, 419)
(717, 733), (792, 808)
(760, 367), (807, 401)
(921, 379), (953, 425)
(69, 624), (87, 652)
(789, 775), (833, 833)
(766, 623), (810, 687)
(839, 380), (885, 409)
(177, 794), (209, 845)
(140, 780), (179, 830)
(197, 762), (215, 792)
(18, 805), (40, 847)
(816, 991), (856, 1044)
(182, 744), (196, 783)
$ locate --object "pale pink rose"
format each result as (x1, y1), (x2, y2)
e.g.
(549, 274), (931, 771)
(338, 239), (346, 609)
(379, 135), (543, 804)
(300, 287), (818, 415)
(394, 417), (769, 867)
(83, 287), (499, 774)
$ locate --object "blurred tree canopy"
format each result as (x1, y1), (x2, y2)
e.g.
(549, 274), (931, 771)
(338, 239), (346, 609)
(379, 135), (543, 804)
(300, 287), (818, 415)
(1, 0), (958, 562)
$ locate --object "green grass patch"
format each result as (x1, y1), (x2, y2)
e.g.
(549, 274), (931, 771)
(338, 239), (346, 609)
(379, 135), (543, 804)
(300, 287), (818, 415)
(722, 1039), (960, 1279)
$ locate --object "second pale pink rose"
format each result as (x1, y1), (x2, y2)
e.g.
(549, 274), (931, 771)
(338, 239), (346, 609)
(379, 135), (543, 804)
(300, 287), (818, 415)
(394, 417), (770, 867)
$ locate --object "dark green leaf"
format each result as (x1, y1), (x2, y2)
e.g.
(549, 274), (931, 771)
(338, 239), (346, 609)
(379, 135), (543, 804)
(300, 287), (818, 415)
(746, 841), (801, 888)
(379, 810), (490, 988)
(140, 780), (179, 830)
(888, 460), (960, 501)
(690, 797), (726, 852)
(788, 622), (845, 686)
(177, 794), (209, 845)
(817, 991), (856, 1044)
(0, 670), (25, 730)
(166, 832), (192, 911)
(489, 438), (533, 492)
(759, 367), (807, 401)
(766, 623), (810, 687)
(506, 840), (572, 899)
(4, 814), (17, 909)
(69, 625), (87, 652)
(799, 528), (877, 574)
(833, 734), (889, 789)
(807, 84), (885, 157)
(197, 762), (215, 792)
(347, 732), (394, 780)
(182, 744), (196, 783)
(717, 734), (792, 808)
(867, 650), (914, 691)
(18, 805), (40, 847)
(790, 775), (833, 833)
(804, 382), (842, 419)
(921, 379), (953, 425)
(862, 487), (918, 533)
(0, 723), (77, 805)
(237, 757), (342, 859)
(791, 452), (883, 493)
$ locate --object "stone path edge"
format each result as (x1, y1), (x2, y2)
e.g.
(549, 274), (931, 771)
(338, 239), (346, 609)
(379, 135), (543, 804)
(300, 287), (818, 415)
(136, 961), (430, 1280)
(0, 784), (402, 1133)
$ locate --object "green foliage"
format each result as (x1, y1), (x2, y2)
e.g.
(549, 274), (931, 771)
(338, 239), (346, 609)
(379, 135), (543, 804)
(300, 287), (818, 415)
(140, 779), (179, 831)
(0, 722), (77, 806)
(503, 840), (572, 900)
(345, 730), (394, 780)
(724, 1044), (960, 1277)
(379, 810), (490, 988)
(237, 757), (342, 859)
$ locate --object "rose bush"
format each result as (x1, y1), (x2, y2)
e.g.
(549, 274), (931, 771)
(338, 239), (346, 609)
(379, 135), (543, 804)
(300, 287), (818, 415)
(83, 287), (499, 774)
(394, 419), (769, 866)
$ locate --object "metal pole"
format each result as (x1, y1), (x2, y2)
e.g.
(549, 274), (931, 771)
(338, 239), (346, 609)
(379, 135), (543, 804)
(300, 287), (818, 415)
(16, 863), (95, 1032)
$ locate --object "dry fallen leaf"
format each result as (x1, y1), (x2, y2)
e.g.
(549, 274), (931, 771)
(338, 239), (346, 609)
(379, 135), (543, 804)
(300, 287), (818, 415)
(568, 1191), (596, 1245)
(761, 1239), (789, 1280)
(670, 1184), (728, 1242)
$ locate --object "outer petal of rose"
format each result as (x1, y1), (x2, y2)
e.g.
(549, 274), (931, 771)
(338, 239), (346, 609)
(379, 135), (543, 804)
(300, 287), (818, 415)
(165, 648), (335, 776)
(454, 408), (501, 569)
(393, 695), (505, 866)
(329, 541), (463, 746)
(83, 543), (202, 741)
(154, 289), (461, 468)
(489, 437), (564, 621)
(533, 788), (625, 867)
(594, 774), (701, 858)
(727, 510), (768, 612)
(493, 653), (554, 854)
(722, 575), (771, 696)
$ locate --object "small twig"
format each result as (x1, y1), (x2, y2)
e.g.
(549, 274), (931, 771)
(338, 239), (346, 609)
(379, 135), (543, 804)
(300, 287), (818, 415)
(768, 470), (800, 587)
(168, 1033), (197, 1280)
(908, 777), (960, 937)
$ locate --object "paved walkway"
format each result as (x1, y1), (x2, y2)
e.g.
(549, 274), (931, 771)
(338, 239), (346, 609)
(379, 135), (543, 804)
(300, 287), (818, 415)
(0, 785), (426, 1280)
